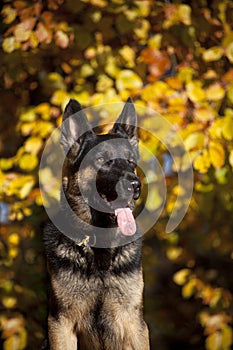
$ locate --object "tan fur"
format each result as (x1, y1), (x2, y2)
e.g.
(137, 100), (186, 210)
(48, 266), (149, 350)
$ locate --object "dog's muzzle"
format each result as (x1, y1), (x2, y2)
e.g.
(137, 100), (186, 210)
(115, 176), (141, 202)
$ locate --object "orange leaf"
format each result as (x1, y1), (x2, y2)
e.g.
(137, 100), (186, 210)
(14, 18), (36, 42)
(55, 30), (69, 49)
(141, 49), (171, 81)
(166, 77), (183, 90)
(35, 22), (52, 44)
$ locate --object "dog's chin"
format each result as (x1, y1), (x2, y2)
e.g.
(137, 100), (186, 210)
(99, 194), (134, 212)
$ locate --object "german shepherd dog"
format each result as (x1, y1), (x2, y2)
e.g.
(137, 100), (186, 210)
(44, 98), (150, 349)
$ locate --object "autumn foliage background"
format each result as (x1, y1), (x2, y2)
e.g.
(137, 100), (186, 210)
(1, 0), (233, 349)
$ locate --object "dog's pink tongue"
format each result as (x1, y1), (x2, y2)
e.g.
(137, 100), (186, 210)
(115, 208), (136, 236)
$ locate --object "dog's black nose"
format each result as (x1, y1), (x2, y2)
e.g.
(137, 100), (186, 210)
(115, 177), (141, 201)
(131, 179), (141, 200)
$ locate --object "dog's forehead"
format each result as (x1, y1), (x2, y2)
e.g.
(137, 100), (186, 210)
(95, 134), (133, 154)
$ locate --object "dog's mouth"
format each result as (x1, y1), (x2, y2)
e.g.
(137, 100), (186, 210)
(97, 177), (140, 236)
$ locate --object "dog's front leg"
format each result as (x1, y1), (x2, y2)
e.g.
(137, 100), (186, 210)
(121, 318), (150, 350)
(48, 314), (77, 350)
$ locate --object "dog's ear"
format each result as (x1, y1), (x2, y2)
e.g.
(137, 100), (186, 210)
(111, 97), (139, 157)
(60, 99), (95, 156)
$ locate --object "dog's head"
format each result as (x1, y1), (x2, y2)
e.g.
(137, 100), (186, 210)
(60, 98), (141, 237)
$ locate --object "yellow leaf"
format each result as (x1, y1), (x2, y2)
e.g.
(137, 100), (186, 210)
(35, 191), (43, 206)
(206, 332), (222, 350)
(35, 103), (51, 120)
(222, 325), (233, 348)
(184, 132), (205, 151)
(148, 34), (162, 49)
(195, 181), (214, 193)
(227, 85), (233, 104)
(0, 158), (14, 170)
(89, 0), (107, 7)
(6, 175), (34, 199)
(2, 37), (20, 53)
(135, 0), (150, 17)
(20, 122), (35, 136)
(141, 81), (169, 101)
(145, 186), (163, 211)
(51, 90), (69, 106)
(2, 6), (17, 24)
(178, 67), (194, 83)
(173, 269), (191, 286)
(8, 233), (20, 245)
(203, 46), (223, 62)
(139, 137), (159, 161)
(96, 75), (113, 92)
(24, 137), (43, 155)
(19, 179), (35, 199)
(186, 82), (206, 103)
(2, 296), (17, 308)
(116, 70), (143, 91)
(33, 120), (54, 137)
(166, 247), (183, 261)
(71, 91), (91, 106)
(208, 119), (223, 139)
(163, 4), (191, 29)
(229, 150), (233, 169)
(194, 150), (211, 173)
(194, 107), (215, 122)
(182, 279), (197, 299)
(4, 334), (21, 350)
(29, 32), (39, 48)
(105, 56), (120, 78)
(178, 4), (191, 25)
(119, 46), (135, 68)
(23, 207), (32, 216)
(18, 154), (38, 171)
(80, 64), (95, 78)
(222, 116), (233, 140)
(134, 19), (150, 43)
(20, 109), (36, 122)
(209, 142), (225, 169)
(226, 42), (233, 63)
(206, 83), (225, 101)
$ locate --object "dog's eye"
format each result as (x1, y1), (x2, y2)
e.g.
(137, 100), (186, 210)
(128, 158), (136, 165)
(97, 157), (105, 163)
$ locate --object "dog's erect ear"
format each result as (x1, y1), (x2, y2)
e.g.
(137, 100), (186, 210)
(111, 97), (139, 157)
(60, 99), (95, 155)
